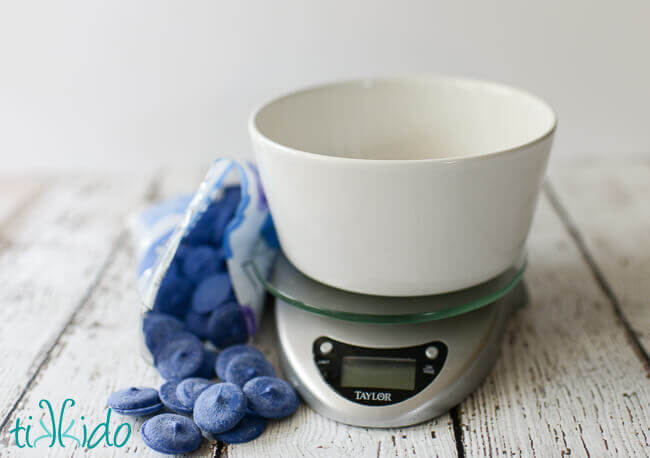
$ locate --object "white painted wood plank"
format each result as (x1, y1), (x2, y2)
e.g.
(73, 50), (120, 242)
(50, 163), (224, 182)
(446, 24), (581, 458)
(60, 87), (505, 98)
(549, 160), (650, 354)
(0, 169), (204, 456)
(0, 174), (155, 428)
(459, 195), (650, 456)
(0, 176), (44, 227)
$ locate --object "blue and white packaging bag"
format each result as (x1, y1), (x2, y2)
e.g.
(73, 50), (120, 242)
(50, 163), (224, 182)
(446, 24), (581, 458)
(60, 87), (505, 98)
(130, 159), (278, 352)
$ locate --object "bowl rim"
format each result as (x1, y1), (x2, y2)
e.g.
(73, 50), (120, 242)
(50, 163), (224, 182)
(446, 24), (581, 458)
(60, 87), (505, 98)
(248, 74), (557, 165)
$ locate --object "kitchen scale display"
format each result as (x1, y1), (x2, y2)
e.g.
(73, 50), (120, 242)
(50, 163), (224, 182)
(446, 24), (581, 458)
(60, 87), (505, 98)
(249, 253), (528, 428)
(312, 336), (448, 406)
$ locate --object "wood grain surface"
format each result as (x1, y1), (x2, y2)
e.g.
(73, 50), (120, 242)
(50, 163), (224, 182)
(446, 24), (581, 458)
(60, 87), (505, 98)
(0, 175), (155, 433)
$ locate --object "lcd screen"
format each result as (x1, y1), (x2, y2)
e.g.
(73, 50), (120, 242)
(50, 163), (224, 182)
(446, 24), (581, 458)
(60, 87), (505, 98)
(340, 356), (416, 390)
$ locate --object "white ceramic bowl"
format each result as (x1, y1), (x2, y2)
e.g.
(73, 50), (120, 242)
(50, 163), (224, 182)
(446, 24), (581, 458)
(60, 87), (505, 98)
(249, 76), (556, 296)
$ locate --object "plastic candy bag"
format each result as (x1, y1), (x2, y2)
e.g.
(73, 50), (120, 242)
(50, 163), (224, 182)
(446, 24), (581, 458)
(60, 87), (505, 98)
(130, 159), (278, 358)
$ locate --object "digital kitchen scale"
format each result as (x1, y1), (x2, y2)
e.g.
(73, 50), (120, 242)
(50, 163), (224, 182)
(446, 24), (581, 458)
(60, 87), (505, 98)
(248, 253), (528, 428)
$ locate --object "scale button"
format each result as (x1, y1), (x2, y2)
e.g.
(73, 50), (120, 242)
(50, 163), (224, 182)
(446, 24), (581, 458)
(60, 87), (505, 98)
(425, 346), (439, 360)
(319, 341), (334, 355)
(423, 364), (436, 375)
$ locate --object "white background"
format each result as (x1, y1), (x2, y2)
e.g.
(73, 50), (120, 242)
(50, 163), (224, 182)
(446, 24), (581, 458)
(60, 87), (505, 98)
(1, 0), (648, 172)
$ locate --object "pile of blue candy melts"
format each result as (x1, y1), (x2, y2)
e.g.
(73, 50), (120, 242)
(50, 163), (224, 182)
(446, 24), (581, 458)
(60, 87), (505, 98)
(106, 186), (299, 454)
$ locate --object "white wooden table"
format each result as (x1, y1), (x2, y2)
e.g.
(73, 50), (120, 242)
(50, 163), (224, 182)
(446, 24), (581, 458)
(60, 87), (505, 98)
(0, 160), (648, 457)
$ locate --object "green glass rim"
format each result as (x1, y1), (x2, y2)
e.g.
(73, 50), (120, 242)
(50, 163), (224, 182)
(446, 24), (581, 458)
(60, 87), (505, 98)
(249, 256), (527, 324)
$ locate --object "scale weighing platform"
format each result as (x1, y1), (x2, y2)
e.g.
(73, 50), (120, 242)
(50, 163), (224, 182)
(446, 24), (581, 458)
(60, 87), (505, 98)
(249, 253), (528, 428)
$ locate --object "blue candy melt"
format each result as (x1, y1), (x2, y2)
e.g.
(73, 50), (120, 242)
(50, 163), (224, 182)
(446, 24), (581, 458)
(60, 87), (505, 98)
(176, 378), (214, 409)
(159, 381), (193, 415)
(180, 245), (223, 284)
(185, 310), (212, 340)
(191, 273), (232, 313)
(154, 333), (205, 381)
(224, 353), (275, 387)
(207, 302), (248, 349)
(243, 376), (299, 419)
(173, 243), (190, 264)
(107, 386), (160, 411)
(183, 202), (223, 246)
(141, 414), (203, 455)
(213, 186), (241, 245)
(143, 313), (187, 355)
(193, 349), (218, 379)
(165, 261), (181, 279)
(152, 272), (193, 319)
(214, 414), (267, 444)
(193, 383), (246, 435)
(215, 345), (265, 380)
